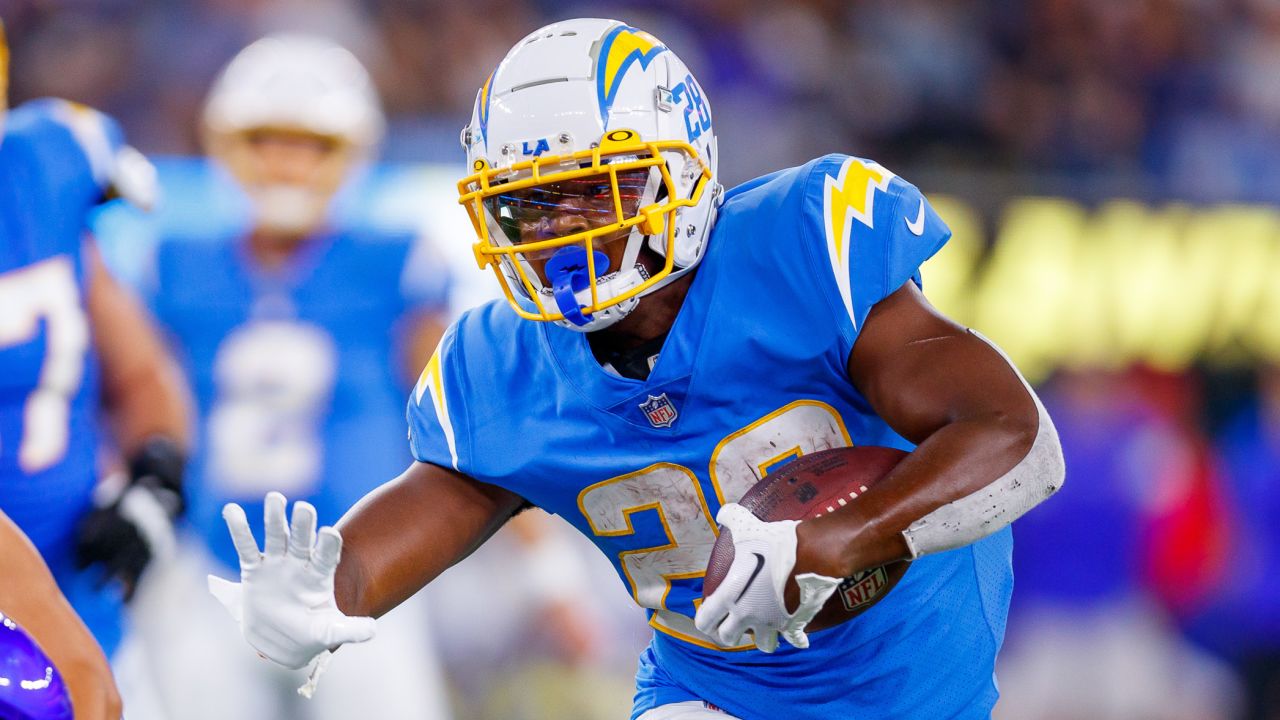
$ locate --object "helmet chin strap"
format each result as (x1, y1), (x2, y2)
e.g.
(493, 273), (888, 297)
(541, 245), (654, 331)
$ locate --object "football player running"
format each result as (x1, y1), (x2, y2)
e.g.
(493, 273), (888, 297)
(212, 19), (1066, 719)
(142, 34), (453, 720)
(0, 17), (192, 666)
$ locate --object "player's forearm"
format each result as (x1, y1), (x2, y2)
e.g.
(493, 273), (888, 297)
(806, 285), (1066, 578)
(87, 242), (192, 455)
(334, 461), (524, 618)
(795, 409), (1039, 578)
(94, 302), (191, 455)
(0, 516), (77, 630)
(0, 515), (122, 720)
(100, 356), (191, 456)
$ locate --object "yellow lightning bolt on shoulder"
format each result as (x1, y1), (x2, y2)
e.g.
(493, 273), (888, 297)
(414, 347), (459, 469)
(824, 157), (892, 263)
(823, 157), (894, 329)
(413, 349), (439, 406)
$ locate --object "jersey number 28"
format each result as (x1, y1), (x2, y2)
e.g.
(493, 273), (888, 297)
(578, 400), (852, 647)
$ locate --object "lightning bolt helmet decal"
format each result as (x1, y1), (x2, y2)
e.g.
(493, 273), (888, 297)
(596, 25), (666, 127)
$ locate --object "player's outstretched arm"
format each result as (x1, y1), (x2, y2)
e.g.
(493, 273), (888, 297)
(794, 281), (1064, 579)
(333, 461), (528, 619)
(0, 511), (123, 720)
(209, 462), (524, 676)
(209, 492), (380, 682)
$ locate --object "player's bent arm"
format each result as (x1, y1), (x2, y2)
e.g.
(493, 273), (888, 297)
(795, 281), (1064, 579)
(86, 241), (192, 455)
(0, 511), (123, 720)
(334, 461), (528, 619)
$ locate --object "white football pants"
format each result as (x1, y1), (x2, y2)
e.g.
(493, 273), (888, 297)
(111, 634), (168, 720)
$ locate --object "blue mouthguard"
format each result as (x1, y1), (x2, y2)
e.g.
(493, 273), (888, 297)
(544, 246), (611, 326)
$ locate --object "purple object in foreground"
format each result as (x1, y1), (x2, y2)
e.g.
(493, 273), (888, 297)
(0, 612), (72, 720)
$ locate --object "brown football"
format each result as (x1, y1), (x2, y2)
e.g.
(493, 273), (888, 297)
(702, 445), (910, 633)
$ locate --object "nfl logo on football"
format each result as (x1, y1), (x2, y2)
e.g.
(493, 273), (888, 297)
(640, 393), (678, 428)
(839, 568), (888, 611)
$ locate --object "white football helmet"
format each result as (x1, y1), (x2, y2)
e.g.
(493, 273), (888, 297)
(458, 18), (723, 332)
(203, 34), (384, 235)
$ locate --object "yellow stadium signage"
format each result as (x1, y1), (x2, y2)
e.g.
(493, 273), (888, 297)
(923, 196), (1280, 383)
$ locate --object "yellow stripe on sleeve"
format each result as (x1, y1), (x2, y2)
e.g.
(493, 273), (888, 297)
(414, 347), (459, 470)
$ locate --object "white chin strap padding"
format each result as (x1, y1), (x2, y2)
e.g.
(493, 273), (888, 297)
(548, 266), (645, 333)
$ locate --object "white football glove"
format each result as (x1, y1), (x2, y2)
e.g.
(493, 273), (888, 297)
(208, 492), (376, 691)
(693, 503), (841, 653)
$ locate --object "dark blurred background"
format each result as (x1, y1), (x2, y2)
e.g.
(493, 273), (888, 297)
(11, 0), (1280, 197)
(6, 1), (1280, 718)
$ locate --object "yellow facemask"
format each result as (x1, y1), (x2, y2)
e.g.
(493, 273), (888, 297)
(458, 128), (713, 325)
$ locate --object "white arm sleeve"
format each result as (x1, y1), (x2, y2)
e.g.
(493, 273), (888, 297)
(900, 329), (1065, 559)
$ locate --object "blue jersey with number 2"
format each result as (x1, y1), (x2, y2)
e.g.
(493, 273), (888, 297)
(408, 154), (1013, 719)
(150, 226), (451, 573)
(0, 100), (131, 656)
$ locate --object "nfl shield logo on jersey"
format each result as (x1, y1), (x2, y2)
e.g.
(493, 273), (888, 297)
(639, 393), (679, 428)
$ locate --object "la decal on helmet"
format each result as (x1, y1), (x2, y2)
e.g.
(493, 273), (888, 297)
(458, 19), (723, 332)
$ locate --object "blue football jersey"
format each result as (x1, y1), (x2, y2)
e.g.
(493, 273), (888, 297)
(408, 155), (1013, 719)
(149, 228), (451, 571)
(0, 99), (132, 656)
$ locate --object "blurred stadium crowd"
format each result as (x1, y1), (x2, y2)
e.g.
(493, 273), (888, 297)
(9, 0), (1280, 194)
(5, 0), (1280, 719)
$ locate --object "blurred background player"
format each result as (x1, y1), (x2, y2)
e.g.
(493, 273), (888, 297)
(0, 12), (192, 700)
(1183, 364), (1280, 720)
(1, 509), (120, 720)
(130, 34), (453, 720)
(995, 368), (1239, 720)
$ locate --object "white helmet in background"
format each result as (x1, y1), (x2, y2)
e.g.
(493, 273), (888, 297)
(458, 18), (722, 332)
(203, 34), (384, 235)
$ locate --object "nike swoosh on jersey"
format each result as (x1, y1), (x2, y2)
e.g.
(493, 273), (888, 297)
(735, 552), (767, 603)
(906, 199), (925, 236)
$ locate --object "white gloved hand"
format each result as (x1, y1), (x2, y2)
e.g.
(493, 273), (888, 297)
(693, 503), (841, 652)
(208, 492), (376, 675)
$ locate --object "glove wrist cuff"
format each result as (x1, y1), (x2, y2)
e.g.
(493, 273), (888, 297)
(128, 435), (187, 517)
